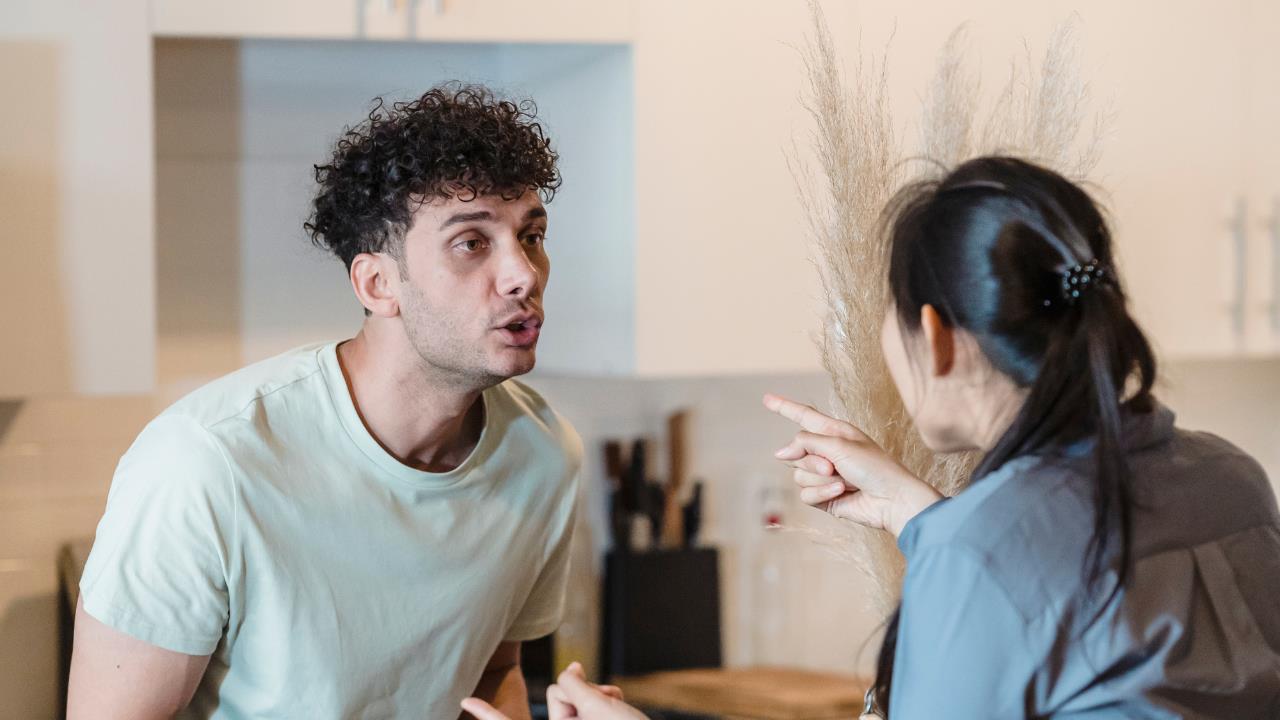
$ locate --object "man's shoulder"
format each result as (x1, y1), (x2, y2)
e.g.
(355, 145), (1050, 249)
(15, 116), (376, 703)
(490, 378), (583, 464)
(162, 342), (332, 432)
(113, 343), (335, 494)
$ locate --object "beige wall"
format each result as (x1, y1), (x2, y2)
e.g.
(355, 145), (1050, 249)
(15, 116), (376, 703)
(0, 1), (155, 396)
(0, 41), (73, 395)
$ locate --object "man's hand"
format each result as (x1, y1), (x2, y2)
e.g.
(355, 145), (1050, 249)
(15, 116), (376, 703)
(462, 662), (635, 720)
(764, 394), (942, 537)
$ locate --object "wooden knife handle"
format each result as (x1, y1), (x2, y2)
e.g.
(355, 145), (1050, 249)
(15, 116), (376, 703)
(660, 410), (689, 548)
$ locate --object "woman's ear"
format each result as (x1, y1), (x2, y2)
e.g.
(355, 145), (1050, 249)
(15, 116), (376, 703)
(919, 304), (955, 377)
(349, 252), (401, 318)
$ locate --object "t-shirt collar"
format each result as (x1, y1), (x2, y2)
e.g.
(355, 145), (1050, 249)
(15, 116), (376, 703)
(318, 341), (498, 488)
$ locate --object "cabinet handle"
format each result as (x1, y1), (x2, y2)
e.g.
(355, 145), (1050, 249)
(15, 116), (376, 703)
(1229, 196), (1248, 341)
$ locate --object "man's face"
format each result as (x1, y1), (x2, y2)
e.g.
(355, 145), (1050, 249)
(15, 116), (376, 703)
(395, 191), (550, 387)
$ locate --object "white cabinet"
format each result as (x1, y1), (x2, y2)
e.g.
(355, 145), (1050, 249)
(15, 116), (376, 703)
(14, 0), (1275, 395)
(146, 0), (827, 377)
(151, 0), (632, 43)
(149, 2), (827, 380)
(839, 0), (1274, 361)
(1069, 0), (1253, 359)
(625, 0), (824, 375)
(1070, 0), (1278, 358)
(153, 0), (367, 39)
(408, 0), (632, 43)
(150, 39), (645, 381)
(620, 0), (1280, 375)
(148, 0), (1280, 377)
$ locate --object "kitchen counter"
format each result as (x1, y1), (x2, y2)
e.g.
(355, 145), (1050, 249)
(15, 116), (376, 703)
(612, 666), (869, 720)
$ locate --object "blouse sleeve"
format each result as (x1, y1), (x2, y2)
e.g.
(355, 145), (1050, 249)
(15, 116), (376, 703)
(889, 544), (1036, 719)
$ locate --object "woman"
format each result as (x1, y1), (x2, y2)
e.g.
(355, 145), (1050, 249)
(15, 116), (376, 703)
(464, 157), (1280, 720)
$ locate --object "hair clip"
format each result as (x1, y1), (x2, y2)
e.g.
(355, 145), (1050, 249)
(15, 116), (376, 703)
(1057, 261), (1107, 305)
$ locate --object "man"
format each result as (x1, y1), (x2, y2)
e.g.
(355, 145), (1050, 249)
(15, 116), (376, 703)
(67, 85), (581, 719)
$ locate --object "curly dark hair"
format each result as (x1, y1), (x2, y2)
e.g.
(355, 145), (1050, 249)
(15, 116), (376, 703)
(305, 84), (561, 269)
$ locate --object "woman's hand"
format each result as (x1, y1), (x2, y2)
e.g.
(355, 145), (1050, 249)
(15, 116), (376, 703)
(763, 394), (942, 537)
(461, 663), (644, 720)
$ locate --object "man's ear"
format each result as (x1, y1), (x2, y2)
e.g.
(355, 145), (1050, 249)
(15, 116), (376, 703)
(919, 303), (955, 377)
(349, 253), (401, 318)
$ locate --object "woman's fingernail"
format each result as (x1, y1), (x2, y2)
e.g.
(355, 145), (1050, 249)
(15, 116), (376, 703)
(774, 447), (788, 457)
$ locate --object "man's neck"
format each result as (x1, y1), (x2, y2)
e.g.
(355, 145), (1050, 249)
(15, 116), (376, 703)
(336, 327), (486, 473)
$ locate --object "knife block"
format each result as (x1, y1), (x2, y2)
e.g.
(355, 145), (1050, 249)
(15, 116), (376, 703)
(600, 547), (722, 678)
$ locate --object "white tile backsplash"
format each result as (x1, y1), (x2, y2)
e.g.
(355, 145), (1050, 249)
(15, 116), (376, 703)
(526, 371), (892, 676)
(525, 356), (1280, 677)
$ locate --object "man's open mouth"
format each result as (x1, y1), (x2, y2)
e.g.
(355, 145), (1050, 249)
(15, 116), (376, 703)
(496, 314), (543, 347)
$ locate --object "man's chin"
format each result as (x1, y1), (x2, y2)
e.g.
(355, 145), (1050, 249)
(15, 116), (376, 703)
(488, 350), (537, 380)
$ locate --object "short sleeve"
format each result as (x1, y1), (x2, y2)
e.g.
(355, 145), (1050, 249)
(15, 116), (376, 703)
(79, 415), (235, 655)
(890, 545), (1033, 718)
(504, 481), (580, 643)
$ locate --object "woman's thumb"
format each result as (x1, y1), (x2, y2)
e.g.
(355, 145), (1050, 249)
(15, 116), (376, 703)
(556, 663), (605, 707)
(460, 697), (509, 720)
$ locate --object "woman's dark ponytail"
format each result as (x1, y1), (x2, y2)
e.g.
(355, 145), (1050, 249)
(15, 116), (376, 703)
(869, 157), (1157, 716)
(1078, 284), (1155, 586)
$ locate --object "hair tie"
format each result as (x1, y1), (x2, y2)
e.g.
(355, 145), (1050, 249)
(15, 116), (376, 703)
(1049, 260), (1108, 307)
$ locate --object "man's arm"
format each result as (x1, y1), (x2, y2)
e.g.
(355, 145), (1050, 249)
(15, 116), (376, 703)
(67, 598), (211, 720)
(463, 641), (529, 720)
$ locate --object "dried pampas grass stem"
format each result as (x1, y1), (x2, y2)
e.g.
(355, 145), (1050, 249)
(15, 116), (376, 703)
(789, 1), (1106, 615)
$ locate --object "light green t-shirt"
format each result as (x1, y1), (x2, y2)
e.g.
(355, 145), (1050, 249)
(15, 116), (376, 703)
(80, 341), (582, 719)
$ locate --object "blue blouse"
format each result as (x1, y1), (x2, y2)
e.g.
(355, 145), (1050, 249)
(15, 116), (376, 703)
(890, 404), (1280, 718)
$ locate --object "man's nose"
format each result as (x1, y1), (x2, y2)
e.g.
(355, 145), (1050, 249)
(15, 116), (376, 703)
(497, 243), (540, 300)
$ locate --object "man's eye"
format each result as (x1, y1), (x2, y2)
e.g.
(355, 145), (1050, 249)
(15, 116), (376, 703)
(459, 238), (486, 252)
(523, 233), (545, 247)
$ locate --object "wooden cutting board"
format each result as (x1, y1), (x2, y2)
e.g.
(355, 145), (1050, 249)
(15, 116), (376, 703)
(613, 666), (869, 720)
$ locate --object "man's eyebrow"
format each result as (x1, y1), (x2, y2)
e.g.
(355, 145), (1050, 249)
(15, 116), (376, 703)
(438, 211), (494, 230)
(524, 207), (548, 222)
